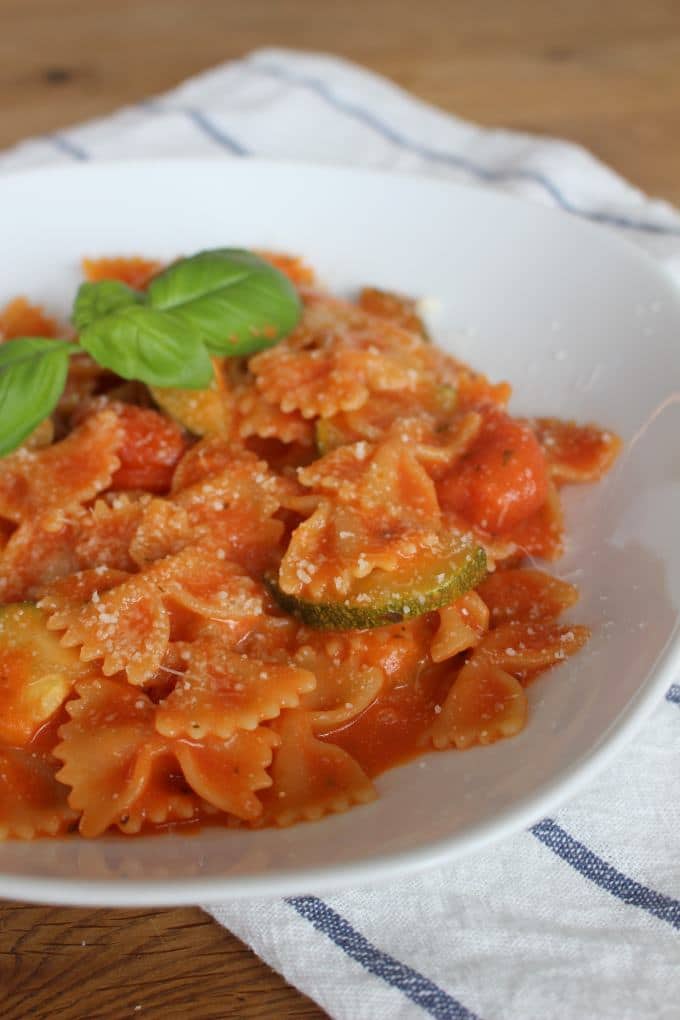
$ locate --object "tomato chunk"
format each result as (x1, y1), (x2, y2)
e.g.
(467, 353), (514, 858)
(109, 405), (189, 493)
(438, 411), (549, 533)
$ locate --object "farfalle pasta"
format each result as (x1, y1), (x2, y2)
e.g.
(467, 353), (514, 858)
(0, 254), (621, 838)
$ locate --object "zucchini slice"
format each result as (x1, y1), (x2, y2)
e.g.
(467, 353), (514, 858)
(150, 358), (230, 436)
(150, 385), (226, 436)
(0, 603), (88, 745)
(267, 540), (487, 630)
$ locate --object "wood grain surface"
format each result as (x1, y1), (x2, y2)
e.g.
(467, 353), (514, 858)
(0, 901), (320, 1018)
(0, 2), (678, 1018)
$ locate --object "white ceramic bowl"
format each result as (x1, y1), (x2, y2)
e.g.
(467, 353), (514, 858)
(0, 159), (678, 906)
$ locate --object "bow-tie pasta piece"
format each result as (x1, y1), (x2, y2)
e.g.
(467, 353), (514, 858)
(170, 437), (237, 492)
(129, 499), (193, 568)
(263, 711), (376, 826)
(115, 743), (200, 834)
(279, 438), (446, 601)
(257, 251), (316, 288)
(431, 658), (528, 750)
(148, 544), (265, 624)
(0, 409), (122, 524)
(527, 418), (623, 484)
(357, 286), (429, 338)
(314, 399), (482, 484)
(0, 296), (59, 339)
(82, 255), (162, 289)
(60, 578), (170, 686)
(295, 639), (384, 730)
(250, 295), (426, 420)
(226, 613), (301, 663)
(453, 365), (512, 411)
(173, 450), (287, 573)
(0, 745), (76, 839)
(0, 604), (92, 746)
(474, 620), (590, 678)
(55, 679), (197, 837)
(37, 567), (132, 631)
(175, 728), (280, 822)
(75, 496), (147, 572)
(431, 592), (490, 663)
(401, 411), (483, 480)
(155, 638), (316, 740)
(235, 387), (315, 447)
(476, 568), (579, 627)
(174, 447), (281, 518)
(299, 437), (439, 519)
(0, 511), (84, 602)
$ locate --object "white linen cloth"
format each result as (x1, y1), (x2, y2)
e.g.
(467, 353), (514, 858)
(3, 48), (679, 1020)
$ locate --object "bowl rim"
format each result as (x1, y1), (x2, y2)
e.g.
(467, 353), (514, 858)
(0, 154), (676, 278)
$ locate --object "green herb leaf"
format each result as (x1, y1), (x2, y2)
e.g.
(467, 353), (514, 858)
(72, 280), (143, 332)
(0, 338), (78, 456)
(147, 249), (301, 356)
(79, 305), (214, 389)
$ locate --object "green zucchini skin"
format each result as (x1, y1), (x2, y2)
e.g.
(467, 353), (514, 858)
(266, 544), (487, 630)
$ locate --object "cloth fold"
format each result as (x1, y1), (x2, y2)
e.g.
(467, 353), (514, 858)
(3, 48), (679, 1020)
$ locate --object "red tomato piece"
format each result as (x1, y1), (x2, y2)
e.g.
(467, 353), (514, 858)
(109, 406), (189, 493)
(438, 411), (549, 533)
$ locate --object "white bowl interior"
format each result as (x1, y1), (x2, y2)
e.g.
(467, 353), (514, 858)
(0, 159), (679, 905)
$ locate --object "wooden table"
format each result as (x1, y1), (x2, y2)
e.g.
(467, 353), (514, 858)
(0, 2), (678, 1017)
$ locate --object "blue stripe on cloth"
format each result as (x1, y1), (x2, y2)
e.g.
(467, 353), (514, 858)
(140, 100), (250, 155)
(532, 819), (680, 930)
(666, 684), (680, 705)
(251, 62), (680, 238)
(287, 896), (480, 1020)
(45, 133), (89, 161)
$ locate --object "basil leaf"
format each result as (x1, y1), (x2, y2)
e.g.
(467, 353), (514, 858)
(0, 338), (77, 457)
(147, 249), (301, 356)
(79, 305), (214, 389)
(73, 280), (143, 332)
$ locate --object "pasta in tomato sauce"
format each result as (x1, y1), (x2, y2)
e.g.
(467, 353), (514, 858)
(0, 255), (621, 838)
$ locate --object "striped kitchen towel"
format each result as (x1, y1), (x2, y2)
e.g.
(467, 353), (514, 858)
(3, 48), (679, 1020)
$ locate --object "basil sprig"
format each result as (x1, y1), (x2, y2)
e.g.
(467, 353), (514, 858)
(75, 248), (300, 381)
(80, 305), (214, 389)
(0, 338), (79, 456)
(147, 249), (301, 356)
(73, 280), (142, 331)
(0, 248), (301, 458)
